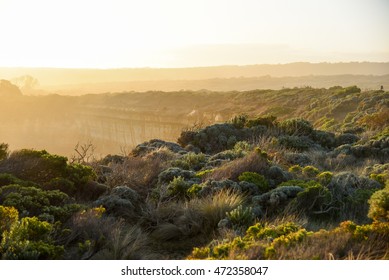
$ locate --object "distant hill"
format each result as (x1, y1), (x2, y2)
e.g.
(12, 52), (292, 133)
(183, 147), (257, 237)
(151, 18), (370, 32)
(0, 80), (22, 97)
(0, 62), (388, 84)
(1, 62), (388, 95)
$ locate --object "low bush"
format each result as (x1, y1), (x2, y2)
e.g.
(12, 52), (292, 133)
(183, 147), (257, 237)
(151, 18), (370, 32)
(238, 172), (270, 193)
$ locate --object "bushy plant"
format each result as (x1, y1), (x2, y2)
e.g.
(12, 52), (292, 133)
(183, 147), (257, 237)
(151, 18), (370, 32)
(245, 115), (277, 128)
(238, 172), (269, 193)
(167, 176), (192, 199)
(317, 171), (333, 185)
(247, 222), (300, 240)
(302, 165), (320, 178)
(292, 184), (332, 217)
(278, 118), (313, 136)
(0, 216), (63, 259)
(0, 143), (9, 161)
(171, 152), (207, 171)
(157, 167), (198, 186)
(277, 135), (314, 151)
(288, 165), (302, 174)
(368, 182), (389, 222)
(0, 184), (77, 221)
(226, 205), (255, 229)
(253, 186), (303, 210)
(0, 205), (19, 234)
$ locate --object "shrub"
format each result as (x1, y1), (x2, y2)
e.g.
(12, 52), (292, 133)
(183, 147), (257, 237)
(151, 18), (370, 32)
(0, 216), (63, 259)
(277, 135), (314, 151)
(157, 167), (198, 186)
(0, 205), (19, 234)
(0, 184), (74, 221)
(247, 222), (300, 240)
(317, 171), (333, 185)
(94, 186), (143, 219)
(0, 143), (9, 161)
(226, 205), (255, 229)
(253, 186), (303, 210)
(171, 152), (207, 171)
(230, 114), (248, 129)
(278, 118), (313, 136)
(44, 177), (76, 195)
(368, 183), (389, 222)
(187, 184), (203, 197)
(288, 165), (302, 174)
(333, 85), (361, 97)
(291, 184), (332, 217)
(167, 176), (192, 199)
(335, 133), (359, 146)
(302, 166), (320, 178)
(245, 115), (277, 128)
(238, 172), (269, 193)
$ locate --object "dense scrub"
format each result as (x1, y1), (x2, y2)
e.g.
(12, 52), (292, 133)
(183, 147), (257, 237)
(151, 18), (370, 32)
(0, 86), (388, 259)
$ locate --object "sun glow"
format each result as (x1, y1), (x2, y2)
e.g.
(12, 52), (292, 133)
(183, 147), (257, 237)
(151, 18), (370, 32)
(0, 0), (388, 68)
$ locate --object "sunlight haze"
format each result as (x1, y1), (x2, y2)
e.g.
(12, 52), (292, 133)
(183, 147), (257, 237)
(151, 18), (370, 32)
(0, 0), (388, 68)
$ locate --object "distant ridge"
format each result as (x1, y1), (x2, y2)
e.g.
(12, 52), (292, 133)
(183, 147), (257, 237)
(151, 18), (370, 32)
(1, 62), (389, 87)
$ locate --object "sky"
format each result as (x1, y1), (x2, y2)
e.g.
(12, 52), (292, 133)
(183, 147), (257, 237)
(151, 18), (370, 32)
(0, 0), (388, 68)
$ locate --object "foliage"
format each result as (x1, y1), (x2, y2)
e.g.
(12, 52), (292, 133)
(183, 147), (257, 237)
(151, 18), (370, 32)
(368, 182), (389, 222)
(278, 118), (313, 136)
(0, 216), (63, 259)
(238, 172), (269, 193)
(302, 165), (320, 178)
(171, 152), (207, 171)
(0, 205), (19, 234)
(0, 143), (9, 161)
(277, 135), (314, 151)
(317, 171), (333, 185)
(226, 205), (255, 229)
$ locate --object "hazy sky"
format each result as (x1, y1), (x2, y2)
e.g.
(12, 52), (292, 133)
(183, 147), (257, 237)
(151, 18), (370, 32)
(0, 0), (388, 68)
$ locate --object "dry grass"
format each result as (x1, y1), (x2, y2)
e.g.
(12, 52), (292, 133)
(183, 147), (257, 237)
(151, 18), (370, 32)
(188, 189), (245, 231)
(208, 152), (269, 181)
(91, 223), (154, 259)
(102, 148), (174, 198)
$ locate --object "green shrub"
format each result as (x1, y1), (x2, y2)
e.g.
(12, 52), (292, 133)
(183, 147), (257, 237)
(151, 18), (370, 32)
(369, 173), (387, 186)
(288, 165), (302, 174)
(44, 177), (76, 195)
(226, 205), (255, 229)
(279, 180), (320, 189)
(187, 184), (203, 197)
(0, 205), (19, 234)
(245, 115), (277, 128)
(316, 171), (333, 185)
(247, 222), (300, 240)
(167, 176), (192, 199)
(0, 143), (9, 161)
(238, 172), (269, 193)
(302, 166), (320, 178)
(0, 149), (68, 184)
(230, 115), (248, 129)
(195, 169), (214, 178)
(333, 85), (361, 97)
(0, 184), (79, 221)
(278, 118), (313, 136)
(278, 135), (313, 151)
(0, 216), (63, 259)
(172, 152), (207, 171)
(368, 183), (389, 222)
(292, 184), (332, 217)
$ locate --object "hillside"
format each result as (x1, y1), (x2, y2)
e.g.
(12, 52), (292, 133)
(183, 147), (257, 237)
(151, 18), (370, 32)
(0, 86), (388, 260)
(0, 85), (388, 156)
